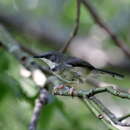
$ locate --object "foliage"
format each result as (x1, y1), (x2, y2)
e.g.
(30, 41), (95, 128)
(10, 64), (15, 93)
(0, 0), (130, 130)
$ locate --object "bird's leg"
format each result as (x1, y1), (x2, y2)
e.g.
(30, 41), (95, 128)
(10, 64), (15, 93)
(54, 84), (64, 89)
(53, 84), (65, 92)
(53, 84), (75, 96)
(69, 87), (75, 96)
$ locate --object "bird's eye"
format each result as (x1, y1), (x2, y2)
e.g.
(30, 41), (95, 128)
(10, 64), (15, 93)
(50, 55), (56, 62)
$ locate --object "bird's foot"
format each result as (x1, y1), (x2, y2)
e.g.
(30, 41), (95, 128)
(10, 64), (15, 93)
(53, 85), (65, 93)
(69, 87), (75, 96)
(53, 85), (75, 96)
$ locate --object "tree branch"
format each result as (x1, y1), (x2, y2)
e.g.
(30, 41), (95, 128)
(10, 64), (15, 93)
(60, 0), (81, 53)
(81, 98), (118, 130)
(0, 24), (51, 130)
(90, 96), (130, 127)
(54, 86), (130, 100)
(0, 24), (51, 75)
(29, 88), (49, 130)
(54, 86), (130, 127)
(118, 114), (130, 122)
(81, 0), (130, 58)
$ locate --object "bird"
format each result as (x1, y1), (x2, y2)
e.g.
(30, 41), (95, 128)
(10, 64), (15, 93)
(33, 51), (124, 92)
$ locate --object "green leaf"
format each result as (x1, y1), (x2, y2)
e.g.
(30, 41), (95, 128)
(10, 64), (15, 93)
(0, 49), (10, 73)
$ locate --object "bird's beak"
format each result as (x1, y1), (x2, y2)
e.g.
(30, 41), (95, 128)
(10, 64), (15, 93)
(33, 52), (51, 58)
(33, 54), (49, 58)
(33, 55), (43, 58)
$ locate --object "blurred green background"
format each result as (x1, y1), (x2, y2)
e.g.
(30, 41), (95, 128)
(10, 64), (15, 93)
(0, 0), (130, 130)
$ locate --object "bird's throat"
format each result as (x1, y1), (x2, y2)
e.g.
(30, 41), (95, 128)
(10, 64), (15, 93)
(40, 58), (57, 69)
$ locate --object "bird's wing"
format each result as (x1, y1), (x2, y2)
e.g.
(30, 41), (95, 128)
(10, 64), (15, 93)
(65, 57), (95, 70)
(64, 56), (124, 79)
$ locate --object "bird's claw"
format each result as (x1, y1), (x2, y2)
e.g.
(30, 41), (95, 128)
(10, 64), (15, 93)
(69, 87), (75, 96)
(53, 85), (65, 93)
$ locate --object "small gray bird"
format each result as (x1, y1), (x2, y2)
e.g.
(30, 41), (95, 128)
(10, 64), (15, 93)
(33, 51), (124, 89)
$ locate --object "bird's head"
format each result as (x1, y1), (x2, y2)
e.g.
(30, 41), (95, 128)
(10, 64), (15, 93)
(33, 51), (63, 69)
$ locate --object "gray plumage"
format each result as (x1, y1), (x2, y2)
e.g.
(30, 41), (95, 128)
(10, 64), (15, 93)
(33, 51), (124, 79)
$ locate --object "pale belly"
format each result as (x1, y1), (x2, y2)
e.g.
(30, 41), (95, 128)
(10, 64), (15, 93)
(53, 67), (91, 88)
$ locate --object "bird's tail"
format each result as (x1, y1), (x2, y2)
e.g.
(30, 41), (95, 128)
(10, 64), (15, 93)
(95, 68), (124, 79)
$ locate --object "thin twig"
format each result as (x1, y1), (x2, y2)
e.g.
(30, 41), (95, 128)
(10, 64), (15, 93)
(29, 88), (49, 130)
(81, 0), (130, 58)
(54, 86), (130, 100)
(90, 96), (130, 127)
(118, 114), (130, 122)
(60, 0), (81, 53)
(80, 98), (118, 130)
